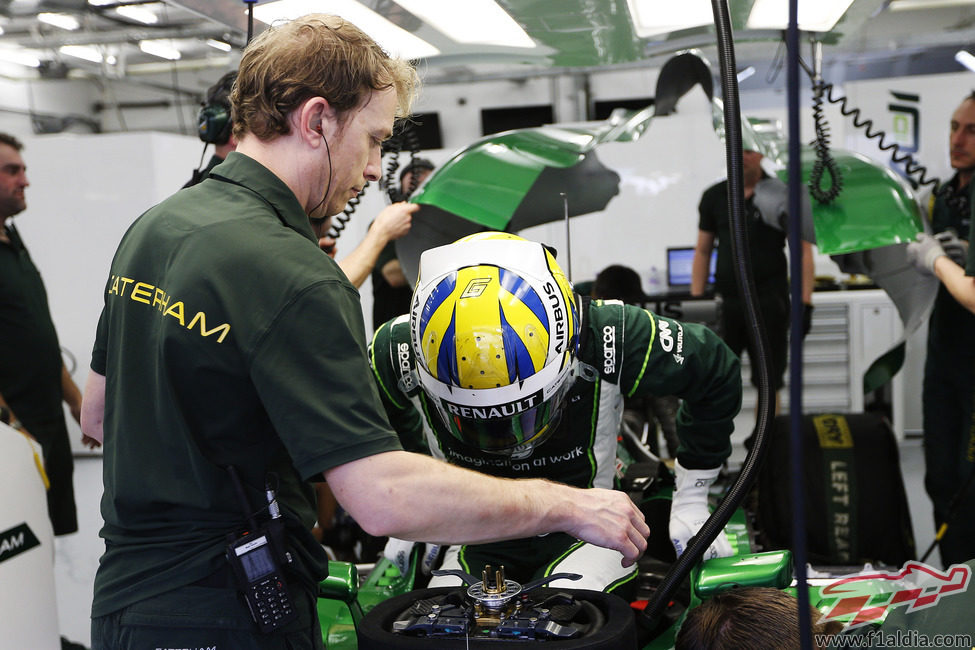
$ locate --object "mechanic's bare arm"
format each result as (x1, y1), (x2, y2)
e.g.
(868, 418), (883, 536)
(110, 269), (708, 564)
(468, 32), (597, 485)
(337, 202), (418, 288)
(691, 229), (715, 297)
(326, 451), (650, 567)
(80, 371), (105, 447)
(934, 255), (975, 315)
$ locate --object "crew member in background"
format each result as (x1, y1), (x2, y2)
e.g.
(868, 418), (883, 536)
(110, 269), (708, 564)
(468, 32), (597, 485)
(184, 71), (238, 188)
(371, 232), (742, 594)
(691, 148), (814, 420)
(371, 157), (434, 329)
(0, 132), (89, 650)
(906, 90), (975, 568)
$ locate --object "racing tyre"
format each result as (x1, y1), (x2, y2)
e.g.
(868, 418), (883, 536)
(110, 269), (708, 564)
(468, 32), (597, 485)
(356, 587), (638, 649)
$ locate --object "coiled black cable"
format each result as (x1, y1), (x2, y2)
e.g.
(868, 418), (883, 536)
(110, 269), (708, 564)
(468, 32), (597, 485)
(809, 79), (844, 204)
(800, 58), (943, 200)
(325, 119), (420, 240)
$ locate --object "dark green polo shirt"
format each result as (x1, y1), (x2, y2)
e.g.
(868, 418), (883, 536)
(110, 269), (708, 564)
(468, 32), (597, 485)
(698, 179), (788, 297)
(0, 225), (63, 424)
(90, 152), (402, 617)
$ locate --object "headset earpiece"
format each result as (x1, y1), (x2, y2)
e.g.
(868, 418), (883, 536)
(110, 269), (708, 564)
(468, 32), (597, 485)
(196, 70), (236, 145)
(197, 102), (232, 145)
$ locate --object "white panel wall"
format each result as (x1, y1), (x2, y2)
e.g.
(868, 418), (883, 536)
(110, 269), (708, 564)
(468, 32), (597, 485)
(12, 132), (203, 454)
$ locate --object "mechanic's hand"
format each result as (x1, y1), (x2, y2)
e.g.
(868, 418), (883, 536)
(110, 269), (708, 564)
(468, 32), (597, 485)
(373, 202), (419, 244)
(564, 487), (649, 568)
(907, 232), (948, 275)
(802, 303), (814, 339)
(669, 460), (734, 560)
(935, 230), (968, 267)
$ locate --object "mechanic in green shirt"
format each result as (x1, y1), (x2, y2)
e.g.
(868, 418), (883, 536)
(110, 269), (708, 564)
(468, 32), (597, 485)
(81, 15), (649, 649)
(0, 132), (86, 537)
(370, 232), (742, 594)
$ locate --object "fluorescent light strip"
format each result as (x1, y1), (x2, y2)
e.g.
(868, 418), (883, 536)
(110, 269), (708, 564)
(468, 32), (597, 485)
(747, 0), (856, 32)
(139, 39), (181, 61)
(394, 0), (534, 48)
(60, 45), (104, 63)
(206, 39), (232, 52)
(116, 5), (159, 25)
(38, 12), (81, 31)
(252, 0), (439, 60)
(626, 0), (713, 38)
(890, 0), (975, 10)
(956, 50), (975, 73)
(0, 48), (41, 67)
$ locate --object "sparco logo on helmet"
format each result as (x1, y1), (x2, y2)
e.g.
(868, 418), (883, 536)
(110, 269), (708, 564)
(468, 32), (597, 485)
(602, 326), (616, 374)
(442, 390), (544, 420)
(544, 282), (567, 354)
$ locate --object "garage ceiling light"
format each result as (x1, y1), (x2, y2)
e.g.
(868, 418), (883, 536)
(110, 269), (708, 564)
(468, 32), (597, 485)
(252, 0), (439, 60)
(747, 0), (856, 32)
(60, 45), (104, 63)
(626, 0), (712, 38)
(394, 0), (535, 48)
(115, 5), (159, 25)
(956, 50), (975, 72)
(38, 13), (81, 31)
(206, 39), (232, 52)
(0, 48), (41, 67)
(139, 39), (181, 61)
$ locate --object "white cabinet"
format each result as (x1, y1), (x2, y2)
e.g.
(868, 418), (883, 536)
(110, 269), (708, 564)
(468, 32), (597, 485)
(735, 289), (907, 441)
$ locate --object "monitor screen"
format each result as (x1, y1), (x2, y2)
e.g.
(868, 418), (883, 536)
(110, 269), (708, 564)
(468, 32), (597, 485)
(667, 247), (716, 287)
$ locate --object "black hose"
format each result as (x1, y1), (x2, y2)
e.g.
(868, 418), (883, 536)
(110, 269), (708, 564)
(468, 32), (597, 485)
(641, 0), (776, 625)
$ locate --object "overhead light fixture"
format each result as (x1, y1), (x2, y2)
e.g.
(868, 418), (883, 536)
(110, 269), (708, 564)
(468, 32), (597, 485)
(626, 0), (712, 38)
(87, 0), (116, 5)
(60, 45), (104, 63)
(737, 66), (756, 82)
(206, 39), (232, 52)
(956, 50), (975, 73)
(394, 0), (534, 48)
(116, 5), (159, 25)
(38, 12), (81, 31)
(139, 39), (181, 61)
(252, 0), (440, 60)
(890, 0), (975, 10)
(747, 0), (856, 32)
(0, 48), (41, 68)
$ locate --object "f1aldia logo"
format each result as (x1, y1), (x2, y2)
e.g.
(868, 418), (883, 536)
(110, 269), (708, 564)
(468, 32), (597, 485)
(0, 523), (41, 564)
(818, 561), (971, 629)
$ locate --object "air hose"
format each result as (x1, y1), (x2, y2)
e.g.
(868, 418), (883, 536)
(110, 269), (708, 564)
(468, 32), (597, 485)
(640, 0), (776, 628)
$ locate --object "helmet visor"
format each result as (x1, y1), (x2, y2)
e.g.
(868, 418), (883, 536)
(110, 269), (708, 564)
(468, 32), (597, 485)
(434, 380), (571, 455)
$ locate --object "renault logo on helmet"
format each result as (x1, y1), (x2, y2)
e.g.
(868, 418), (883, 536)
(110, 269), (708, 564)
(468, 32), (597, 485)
(442, 390), (543, 420)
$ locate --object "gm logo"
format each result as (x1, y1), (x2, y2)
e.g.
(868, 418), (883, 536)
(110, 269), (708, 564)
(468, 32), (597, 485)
(461, 278), (492, 299)
(0, 523), (41, 564)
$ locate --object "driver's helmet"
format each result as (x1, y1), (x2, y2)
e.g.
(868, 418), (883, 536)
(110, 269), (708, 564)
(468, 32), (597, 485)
(410, 232), (579, 455)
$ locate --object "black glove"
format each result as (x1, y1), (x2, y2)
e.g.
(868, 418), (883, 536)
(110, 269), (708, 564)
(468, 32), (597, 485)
(802, 303), (814, 339)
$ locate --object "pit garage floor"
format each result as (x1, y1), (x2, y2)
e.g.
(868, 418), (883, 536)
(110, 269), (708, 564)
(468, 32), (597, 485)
(54, 437), (939, 647)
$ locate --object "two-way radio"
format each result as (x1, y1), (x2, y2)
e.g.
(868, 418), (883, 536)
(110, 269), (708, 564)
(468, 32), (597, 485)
(224, 468), (297, 633)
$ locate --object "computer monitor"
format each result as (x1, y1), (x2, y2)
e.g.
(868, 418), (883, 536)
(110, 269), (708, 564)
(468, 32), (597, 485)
(666, 246), (716, 290)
